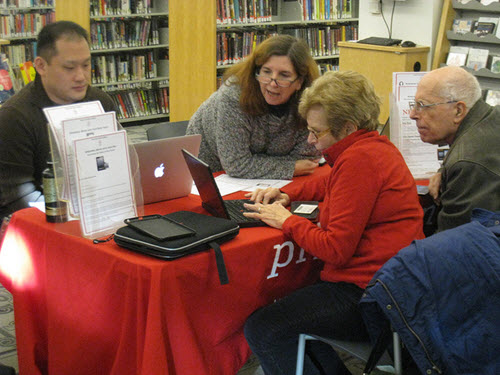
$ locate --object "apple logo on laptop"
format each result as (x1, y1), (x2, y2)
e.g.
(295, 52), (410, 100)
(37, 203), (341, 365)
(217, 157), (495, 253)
(154, 163), (165, 178)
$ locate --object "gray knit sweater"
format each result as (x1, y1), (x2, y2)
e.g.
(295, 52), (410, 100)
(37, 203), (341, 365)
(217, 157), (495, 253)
(186, 82), (319, 179)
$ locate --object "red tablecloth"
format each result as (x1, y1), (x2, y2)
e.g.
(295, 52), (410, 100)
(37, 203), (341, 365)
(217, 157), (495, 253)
(0, 171), (327, 375)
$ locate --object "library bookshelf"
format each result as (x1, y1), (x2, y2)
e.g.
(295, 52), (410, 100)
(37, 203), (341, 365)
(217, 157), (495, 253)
(216, 0), (359, 85)
(58, 0), (216, 124)
(89, 2), (169, 124)
(0, 1), (55, 90)
(33, 1), (359, 124)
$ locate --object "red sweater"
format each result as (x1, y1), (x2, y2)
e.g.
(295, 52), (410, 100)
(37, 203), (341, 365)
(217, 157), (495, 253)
(282, 130), (424, 288)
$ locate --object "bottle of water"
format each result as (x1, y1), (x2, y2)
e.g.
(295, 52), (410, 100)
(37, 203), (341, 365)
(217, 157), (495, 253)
(42, 160), (68, 223)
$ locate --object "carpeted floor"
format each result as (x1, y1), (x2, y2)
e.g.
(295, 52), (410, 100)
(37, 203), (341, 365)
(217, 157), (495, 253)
(0, 285), (18, 373)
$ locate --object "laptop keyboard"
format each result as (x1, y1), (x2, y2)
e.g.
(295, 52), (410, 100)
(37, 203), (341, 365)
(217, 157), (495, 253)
(225, 199), (261, 223)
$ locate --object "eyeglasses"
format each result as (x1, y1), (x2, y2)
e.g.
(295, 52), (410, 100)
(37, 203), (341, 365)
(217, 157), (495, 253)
(409, 100), (457, 112)
(255, 73), (299, 88)
(307, 127), (331, 140)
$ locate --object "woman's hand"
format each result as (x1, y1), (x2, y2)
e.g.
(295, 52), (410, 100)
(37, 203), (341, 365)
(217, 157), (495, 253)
(243, 201), (293, 229)
(293, 159), (320, 176)
(245, 187), (290, 206)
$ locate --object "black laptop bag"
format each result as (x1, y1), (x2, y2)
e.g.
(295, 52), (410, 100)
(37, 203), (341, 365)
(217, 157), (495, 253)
(114, 211), (240, 285)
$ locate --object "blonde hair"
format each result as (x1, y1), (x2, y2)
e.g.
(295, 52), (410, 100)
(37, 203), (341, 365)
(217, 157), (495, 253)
(299, 71), (381, 137)
(223, 34), (319, 117)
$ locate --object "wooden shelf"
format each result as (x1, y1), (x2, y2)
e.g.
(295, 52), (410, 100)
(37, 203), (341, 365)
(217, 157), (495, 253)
(90, 43), (169, 53)
(0, 6), (54, 11)
(446, 30), (500, 45)
(92, 76), (169, 88)
(90, 12), (168, 20)
(120, 113), (169, 123)
(216, 17), (359, 29)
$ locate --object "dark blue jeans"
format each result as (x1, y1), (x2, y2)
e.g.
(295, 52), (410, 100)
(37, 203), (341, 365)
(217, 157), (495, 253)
(244, 281), (368, 375)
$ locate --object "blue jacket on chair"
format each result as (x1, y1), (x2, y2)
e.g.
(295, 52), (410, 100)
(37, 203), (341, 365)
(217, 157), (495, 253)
(360, 209), (500, 375)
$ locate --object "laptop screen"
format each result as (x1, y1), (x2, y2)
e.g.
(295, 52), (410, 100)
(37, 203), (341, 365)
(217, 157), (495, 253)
(134, 135), (201, 204)
(182, 149), (230, 219)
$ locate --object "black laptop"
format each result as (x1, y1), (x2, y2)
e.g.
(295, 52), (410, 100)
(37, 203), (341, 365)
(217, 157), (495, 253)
(182, 149), (267, 227)
(357, 37), (402, 46)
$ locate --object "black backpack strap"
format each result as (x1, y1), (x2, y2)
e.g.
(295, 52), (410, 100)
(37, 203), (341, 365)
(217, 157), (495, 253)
(209, 241), (229, 285)
(363, 321), (393, 374)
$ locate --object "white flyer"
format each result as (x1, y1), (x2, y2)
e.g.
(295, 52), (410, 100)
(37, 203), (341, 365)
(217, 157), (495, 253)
(73, 130), (136, 238)
(61, 112), (118, 216)
(391, 72), (442, 179)
(43, 100), (105, 152)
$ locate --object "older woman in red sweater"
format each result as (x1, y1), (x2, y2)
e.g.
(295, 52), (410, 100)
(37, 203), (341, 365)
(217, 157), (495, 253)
(243, 70), (424, 375)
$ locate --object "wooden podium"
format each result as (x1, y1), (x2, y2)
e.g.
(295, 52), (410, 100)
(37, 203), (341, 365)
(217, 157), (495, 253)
(338, 41), (430, 126)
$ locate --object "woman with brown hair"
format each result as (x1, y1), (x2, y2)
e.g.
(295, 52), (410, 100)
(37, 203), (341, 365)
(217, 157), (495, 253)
(186, 34), (321, 179)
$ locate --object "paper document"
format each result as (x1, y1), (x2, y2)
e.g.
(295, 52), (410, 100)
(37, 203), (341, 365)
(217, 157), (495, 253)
(73, 130), (136, 238)
(391, 72), (444, 179)
(61, 112), (118, 215)
(190, 174), (292, 196)
(43, 101), (105, 156)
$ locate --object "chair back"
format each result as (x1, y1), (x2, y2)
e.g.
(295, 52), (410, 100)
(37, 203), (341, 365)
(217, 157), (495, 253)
(147, 120), (189, 141)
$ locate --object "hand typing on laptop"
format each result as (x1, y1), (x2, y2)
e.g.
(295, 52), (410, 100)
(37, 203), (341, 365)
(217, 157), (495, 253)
(243, 188), (292, 229)
(245, 187), (290, 205)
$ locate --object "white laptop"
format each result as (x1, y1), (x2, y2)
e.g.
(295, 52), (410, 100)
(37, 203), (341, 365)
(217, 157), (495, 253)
(134, 134), (201, 204)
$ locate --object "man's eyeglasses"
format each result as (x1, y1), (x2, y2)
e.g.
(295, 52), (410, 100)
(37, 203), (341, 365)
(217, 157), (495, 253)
(307, 127), (330, 140)
(255, 73), (299, 88)
(409, 100), (457, 112)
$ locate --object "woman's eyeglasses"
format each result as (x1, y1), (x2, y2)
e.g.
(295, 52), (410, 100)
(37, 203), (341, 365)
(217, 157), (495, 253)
(255, 73), (299, 88)
(307, 127), (330, 140)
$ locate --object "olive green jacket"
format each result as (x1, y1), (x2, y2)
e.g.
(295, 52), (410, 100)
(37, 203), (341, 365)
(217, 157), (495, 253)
(439, 99), (500, 230)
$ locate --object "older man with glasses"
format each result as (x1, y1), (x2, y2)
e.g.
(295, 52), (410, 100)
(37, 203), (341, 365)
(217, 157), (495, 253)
(410, 65), (500, 231)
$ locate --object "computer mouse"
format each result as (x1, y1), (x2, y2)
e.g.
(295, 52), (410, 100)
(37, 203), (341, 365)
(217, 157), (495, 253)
(401, 41), (416, 48)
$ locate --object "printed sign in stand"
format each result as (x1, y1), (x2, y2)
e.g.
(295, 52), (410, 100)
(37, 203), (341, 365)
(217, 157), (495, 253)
(44, 101), (141, 239)
(390, 72), (446, 179)
(73, 131), (137, 239)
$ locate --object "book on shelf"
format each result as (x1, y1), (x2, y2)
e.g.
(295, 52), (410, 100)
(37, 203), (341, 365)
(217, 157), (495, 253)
(109, 87), (169, 120)
(466, 48), (489, 71)
(318, 63), (339, 75)
(19, 61), (36, 85)
(90, 19), (159, 50)
(485, 89), (500, 106)
(91, 52), (158, 85)
(452, 19), (474, 34)
(301, 0), (354, 21)
(0, 10), (55, 38)
(0, 57), (15, 104)
(447, 46), (469, 66)
(216, 0), (273, 25)
(473, 17), (498, 36)
(283, 24), (357, 57)
(490, 55), (500, 73)
(90, 0), (156, 16)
